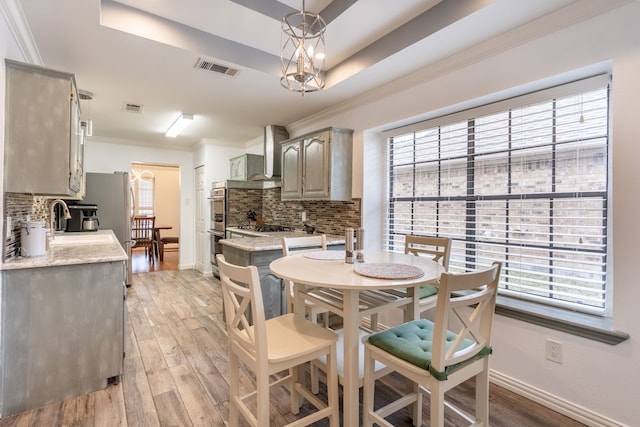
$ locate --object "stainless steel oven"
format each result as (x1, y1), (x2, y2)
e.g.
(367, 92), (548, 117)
(208, 230), (225, 277)
(209, 186), (226, 233)
(208, 182), (227, 277)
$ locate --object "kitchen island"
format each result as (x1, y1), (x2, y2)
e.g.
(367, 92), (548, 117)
(0, 230), (127, 416)
(220, 230), (344, 319)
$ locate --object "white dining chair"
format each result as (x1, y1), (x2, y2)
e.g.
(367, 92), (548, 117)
(362, 261), (502, 427)
(282, 234), (331, 326)
(404, 235), (452, 313)
(217, 254), (340, 427)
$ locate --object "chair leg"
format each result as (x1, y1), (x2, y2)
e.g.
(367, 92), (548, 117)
(431, 383), (446, 427)
(326, 343), (340, 427)
(257, 370), (270, 426)
(228, 352), (240, 427)
(476, 358), (491, 425)
(363, 345), (375, 427)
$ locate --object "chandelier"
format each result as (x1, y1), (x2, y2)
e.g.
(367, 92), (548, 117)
(280, 0), (326, 95)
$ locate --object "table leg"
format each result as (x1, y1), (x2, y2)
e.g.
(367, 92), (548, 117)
(342, 289), (360, 427)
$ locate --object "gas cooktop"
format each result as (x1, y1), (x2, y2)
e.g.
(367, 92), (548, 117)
(235, 224), (293, 232)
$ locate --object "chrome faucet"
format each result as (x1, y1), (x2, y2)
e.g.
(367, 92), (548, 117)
(50, 199), (72, 237)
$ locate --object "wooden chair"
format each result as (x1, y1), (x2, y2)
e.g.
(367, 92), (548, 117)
(363, 262), (502, 427)
(159, 236), (179, 261)
(132, 216), (155, 261)
(404, 235), (452, 312)
(216, 254), (340, 427)
(282, 235), (331, 326)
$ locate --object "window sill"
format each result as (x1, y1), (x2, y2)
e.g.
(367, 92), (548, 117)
(495, 296), (629, 345)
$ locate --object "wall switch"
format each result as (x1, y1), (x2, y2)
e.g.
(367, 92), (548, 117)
(6, 216), (11, 239)
(301, 211), (306, 222)
(546, 339), (562, 363)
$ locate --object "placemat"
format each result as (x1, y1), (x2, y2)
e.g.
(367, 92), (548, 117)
(354, 262), (424, 280)
(303, 250), (345, 260)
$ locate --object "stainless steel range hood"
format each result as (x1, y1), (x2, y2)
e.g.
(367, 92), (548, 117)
(250, 125), (289, 181)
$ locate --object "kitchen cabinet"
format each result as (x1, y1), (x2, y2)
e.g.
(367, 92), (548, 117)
(229, 153), (264, 181)
(4, 59), (84, 196)
(281, 127), (353, 201)
(221, 244), (285, 320)
(0, 261), (125, 415)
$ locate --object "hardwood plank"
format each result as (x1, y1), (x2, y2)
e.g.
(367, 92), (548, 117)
(93, 384), (126, 427)
(28, 401), (63, 426)
(0, 412), (32, 427)
(169, 364), (224, 426)
(121, 324), (161, 427)
(153, 390), (193, 427)
(61, 393), (95, 427)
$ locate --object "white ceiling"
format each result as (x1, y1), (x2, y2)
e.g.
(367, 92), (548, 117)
(12, 0), (625, 149)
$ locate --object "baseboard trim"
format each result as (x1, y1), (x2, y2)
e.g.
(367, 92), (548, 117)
(490, 370), (627, 427)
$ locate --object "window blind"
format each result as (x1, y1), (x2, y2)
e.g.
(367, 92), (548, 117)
(132, 178), (155, 216)
(385, 75), (610, 314)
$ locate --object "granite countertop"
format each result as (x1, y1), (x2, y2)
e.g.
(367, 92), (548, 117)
(221, 229), (345, 252)
(1, 230), (127, 271)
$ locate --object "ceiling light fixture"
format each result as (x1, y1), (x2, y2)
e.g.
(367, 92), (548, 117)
(280, 0), (326, 96)
(165, 113), (194, 138)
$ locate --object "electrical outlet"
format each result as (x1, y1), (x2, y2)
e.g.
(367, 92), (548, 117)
(546, 339), (562, 363)
(301, 211), (306, 222)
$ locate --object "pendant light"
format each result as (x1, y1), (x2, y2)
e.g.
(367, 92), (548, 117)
(280, 0), (326, 95)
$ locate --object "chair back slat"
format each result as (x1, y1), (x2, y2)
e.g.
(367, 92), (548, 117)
(132, 215), (155, 242)
(431, 262), (501, 371)
(216, 254), (267, 361)
(282, 235), (327, 256)
(404, 235), (452, 270)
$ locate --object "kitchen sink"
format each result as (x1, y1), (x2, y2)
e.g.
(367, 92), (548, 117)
(49, 233), (115, 245)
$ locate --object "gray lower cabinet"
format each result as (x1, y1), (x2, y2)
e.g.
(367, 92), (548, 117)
(221, 245), (285, 320)
(0, 261), (125, 416)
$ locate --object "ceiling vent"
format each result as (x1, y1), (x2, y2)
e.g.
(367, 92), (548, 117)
(194, 57), (240, 77)
(123, 103), (144, 114)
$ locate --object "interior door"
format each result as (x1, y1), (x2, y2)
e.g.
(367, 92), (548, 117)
(195, 166), (208, 273)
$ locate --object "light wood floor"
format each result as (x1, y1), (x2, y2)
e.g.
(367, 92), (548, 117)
(0, 269), (587, 427)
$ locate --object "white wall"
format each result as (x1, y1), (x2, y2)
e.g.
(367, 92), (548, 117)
(295, 4), (639, 426)
(84, 138), (195, 269)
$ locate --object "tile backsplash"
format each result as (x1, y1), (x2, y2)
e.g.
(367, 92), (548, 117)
(3, 193), (50, 260)
(227, 187), (361, 235)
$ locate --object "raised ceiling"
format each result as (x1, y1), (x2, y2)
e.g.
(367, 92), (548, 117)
(11, 0), (626, 149)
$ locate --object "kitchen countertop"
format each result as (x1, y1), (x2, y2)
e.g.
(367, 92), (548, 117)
(1, 230), (127, 270)
(221, 229), (345, 252)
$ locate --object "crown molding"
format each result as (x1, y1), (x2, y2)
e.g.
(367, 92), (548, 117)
(0, 0), (42, 64)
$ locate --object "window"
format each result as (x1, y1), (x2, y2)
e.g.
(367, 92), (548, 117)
(131, 175), (155, 216)
(385, 75), (610, 315)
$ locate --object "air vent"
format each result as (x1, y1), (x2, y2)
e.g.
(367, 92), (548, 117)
(194, 57), (240, 77)
(123, 103), (144, 114)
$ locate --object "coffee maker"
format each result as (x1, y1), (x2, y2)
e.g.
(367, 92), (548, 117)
(65, 203), (99, 232)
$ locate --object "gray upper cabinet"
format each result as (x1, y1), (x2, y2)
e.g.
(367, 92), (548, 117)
(281, 127), (353, 201)
(229, 153), (264, 181)
(4, 60), (83, 196)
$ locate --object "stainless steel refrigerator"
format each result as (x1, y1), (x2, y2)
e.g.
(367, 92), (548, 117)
(83, 172), (133, 285)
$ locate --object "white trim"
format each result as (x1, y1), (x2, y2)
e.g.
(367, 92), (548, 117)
(0, 0), (42, 64)
(490, 370), (628, 427)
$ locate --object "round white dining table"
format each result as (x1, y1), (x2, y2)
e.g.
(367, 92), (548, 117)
(270, 250), (444, 427)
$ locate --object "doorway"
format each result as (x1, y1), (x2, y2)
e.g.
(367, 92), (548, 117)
(130, 162), (180, 272)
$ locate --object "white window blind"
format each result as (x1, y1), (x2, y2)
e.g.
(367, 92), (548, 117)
(385, 75), (610, 314)
(132, 177), (155, 216)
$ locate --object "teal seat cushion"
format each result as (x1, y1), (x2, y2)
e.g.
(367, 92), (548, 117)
(368, 319), (492, 381)
(395, 285), (438, 299)
(419, 285), (438, 299)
